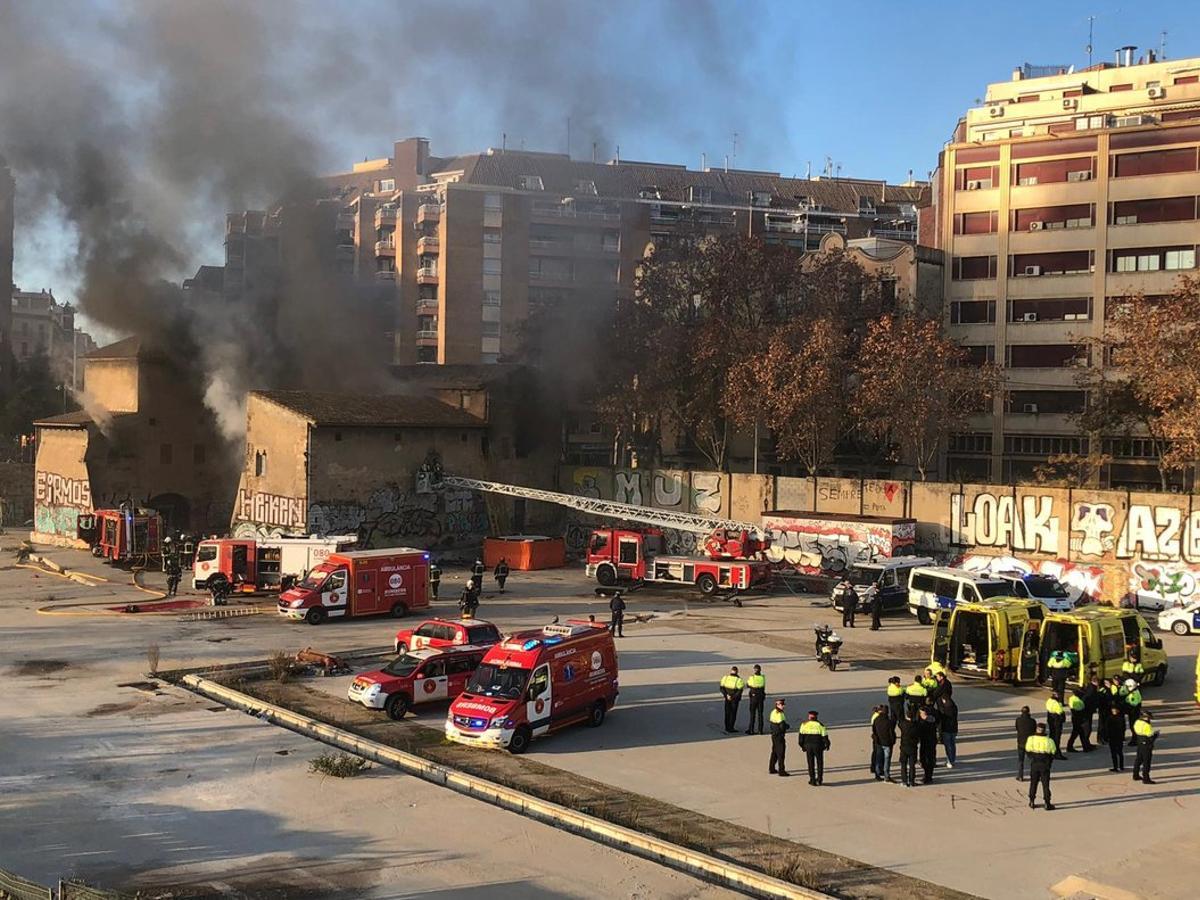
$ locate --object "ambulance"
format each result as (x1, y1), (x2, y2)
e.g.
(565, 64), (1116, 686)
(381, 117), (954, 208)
(1040, 607), (1167, 686)
(278, 548), (432, 624)
(445, 620), (618, 754)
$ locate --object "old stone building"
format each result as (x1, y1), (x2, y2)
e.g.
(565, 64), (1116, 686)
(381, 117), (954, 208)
(31, 337), (236, 545)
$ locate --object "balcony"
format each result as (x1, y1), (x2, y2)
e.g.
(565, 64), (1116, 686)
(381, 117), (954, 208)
(416, 297), (439, 314)
(336, 244), (355, 260)
(529, 238), (571, 254)
(374, 237), (395, 257)
(416, 203), (441, 225)
(416, 234), (440, 255)
(375, 206), (397, 227)
(416, 266), (439, 285)
(375, 269), (397, 282)
(336, 212), (356, 231)
(871, 228), (917, 242)
(415, 329), (439, 347)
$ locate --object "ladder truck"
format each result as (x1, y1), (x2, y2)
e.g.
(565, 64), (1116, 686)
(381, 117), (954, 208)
(428, 473), (773, 599)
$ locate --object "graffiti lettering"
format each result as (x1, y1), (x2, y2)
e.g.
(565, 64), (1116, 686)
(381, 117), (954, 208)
(303, 485), (487, 550)
(691, 472), (723, 516)
(1131, 562), (1200, 608)
(763, 516), (913, 578)
(237, 489), (305, 530)
(958, 554), (1104, 602)
(951, 493), (1059, 555)
(34, 471), (91, 510)
(652, 470), (683, 508)
(614, 471), (642, 506)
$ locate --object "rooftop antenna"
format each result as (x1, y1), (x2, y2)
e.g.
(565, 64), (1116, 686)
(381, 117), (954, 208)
(592, 141), (597, 163)
(502, 132), (507, 153)
(615, 144), (620, 164)
(805, 160), (812, 179)
(701, 151), (707, 170)
(724, 154), (729, 173)
(1086, 15), (1094, 68)
(1160, 30), (1168, 60)
(566, 116), (571, 158)
(732, 131), (739, 168)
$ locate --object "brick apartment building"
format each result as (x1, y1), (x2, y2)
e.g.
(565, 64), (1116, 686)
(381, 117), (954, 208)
(928, 49), (1200, 488)
(9, 288), (96, 390)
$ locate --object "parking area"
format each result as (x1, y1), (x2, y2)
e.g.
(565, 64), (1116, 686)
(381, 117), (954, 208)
(3, 546), (1200, 898)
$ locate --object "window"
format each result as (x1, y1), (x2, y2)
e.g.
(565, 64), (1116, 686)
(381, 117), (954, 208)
(467, 624), (500, 644)
(910, 572), (936, 593)
(1112, 246), (1196, 272)
(1110, 83), (1133, 92)
(953, 255), (997, 280)
(160, 443), (173, 465)
(688, 185), (713, 204)
(422, 659), (446, 679)
(751, 190), (772, 207)
(483, 258), (502, 275)
(574, 179), (598, 195)
(1113, 147), (1198, 178)
(956, 165), (999, 190)
(1111, 196), (1197, 225)
(1009, 297), (1091, 322)
(254, 450), (267, 476)
(417, 346), (437, 363)
(950, 300), (996, 324)
(193, 444), (206, 465)
(1013, 204), (1093, 231)
(518, 175), (544, 191)
(484, 193), (503, 210)
(1175, 75), (1200, 85)
(1014, 158), (1095, 185)
(1007, 390), (1087, 414)
(1012, 250), (1093, 276)
(954, 211), (998, 234)
(1004, 434), (1089, 456)
(1007, 344), (1087, 368)
(378, 178), (395, 192)
(1165, 248), (1196, 270)
(964, 345), (996, 365)
(483, 290), (502, 307)
(949, 433), (992, 454)
(483, 230), (502, 243)
(481, 321), (501, 337)
(480, 352), (500, 364)
(527, 666), (549, 700)
(447, 655), (475, 675)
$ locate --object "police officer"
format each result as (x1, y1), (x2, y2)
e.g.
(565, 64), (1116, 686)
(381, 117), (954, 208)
(1066, 689), (1093, 752)
(868, 584), (883, 631)
(886, 676), (905, 722)
(1015, 705), (1037, 781)
(608, 591), (626, 637)
(493, 558), (510, 593)
(719, 667), (745, 734)
(841, 587), (857, 628)
(1104, 704), (1126, 772)
(904, 674), (928, 717)
(1025, 722), (1057, 811)
(1047, 650), (1071, 697)
(1046, 692), (1067, 760)
(921, 667), (939, 693)
(898, 710), (919, 788)
(1121, 651), (1145, 687)
(1082, 674), (1101, 746)
(745, 665), (767, 735)
(768, 698), (790, 776)
(1132, 711), (1158, 785)
(917, 705), (939, 783)
(798, 710), (830, 786)
(1123, 680), (1143, 747)
(429, 563), (441, 600)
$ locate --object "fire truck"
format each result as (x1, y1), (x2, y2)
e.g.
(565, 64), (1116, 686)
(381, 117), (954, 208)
(192, 534), (358, 593)
(76, 508), (163, 564)
(426, 474), (772, 599)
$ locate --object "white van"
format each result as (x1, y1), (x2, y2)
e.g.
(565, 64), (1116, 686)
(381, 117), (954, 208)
(907, 566), (1014, 624)
(831, 557), (936, 615)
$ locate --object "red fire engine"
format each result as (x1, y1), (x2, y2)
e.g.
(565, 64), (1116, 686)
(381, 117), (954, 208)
(77, 508), (163, 563)
(424, 475), (772, 599)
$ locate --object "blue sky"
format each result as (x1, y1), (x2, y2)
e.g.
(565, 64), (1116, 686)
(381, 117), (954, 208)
(9, 0), (1199, 336)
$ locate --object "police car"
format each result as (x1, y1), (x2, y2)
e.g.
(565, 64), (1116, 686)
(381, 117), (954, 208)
(994, 572), (1076, 613)
(1158, 600), (1200, 636)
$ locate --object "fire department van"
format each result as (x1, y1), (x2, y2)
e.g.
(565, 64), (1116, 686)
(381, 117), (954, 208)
(394, 618), (503, 654)
(193, 534), (357, 592)
(445, 620), (618, 754)
(278, 548), (432, 624)
(348, 645), (488, 720)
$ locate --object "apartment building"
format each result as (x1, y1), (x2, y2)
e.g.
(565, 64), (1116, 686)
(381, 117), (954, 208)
(318, 138), (928, 367)
(0, 157), (13, 393)
(9, 288), (95, 390)
(930, 49), (1200, 488)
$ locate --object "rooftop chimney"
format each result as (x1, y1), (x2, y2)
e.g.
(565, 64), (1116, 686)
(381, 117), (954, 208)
(1116, 45), (1136, 67)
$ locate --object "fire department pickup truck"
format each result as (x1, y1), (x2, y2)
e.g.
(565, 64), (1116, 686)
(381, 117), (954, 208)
(348, 645), (488, 720)
(394, 618), (503, 654)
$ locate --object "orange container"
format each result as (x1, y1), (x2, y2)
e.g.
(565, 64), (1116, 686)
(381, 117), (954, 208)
(483, 535), (567, 571)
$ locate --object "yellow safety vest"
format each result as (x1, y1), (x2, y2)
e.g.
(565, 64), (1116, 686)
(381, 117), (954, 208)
(1126, 690), (1142, 707)
(1068, 695), (1085, 712)
(870, 711), (880, 725)
(887, 683), (904, 697)
(906, 683), (927, 697)
(1122, 661), (1144, 677)
(747, 674), (766, 690)
(1046, 698), (1064, 716)
(769, 709), (787, 725)
(922, 677), (938, 691)
(720, 675), (745, 691)
(799, 721), (827, 736)
(1025, 734), (1056, 754)
(1132, 718), (1155, 738)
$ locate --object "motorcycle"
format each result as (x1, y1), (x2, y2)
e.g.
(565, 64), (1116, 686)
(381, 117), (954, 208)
(814, 625), (843, 671)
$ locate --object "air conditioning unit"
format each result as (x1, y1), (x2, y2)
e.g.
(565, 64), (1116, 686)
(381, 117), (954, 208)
(966, 179), (984, 190)
(1148, 86), (1166, 99)
(1067, 170), (1092, 182)
(1021, 312), (1039, 322)
(1062, 97), (1079, 110)
(1030, 221), (1044, 231)
(989, 105), (1005, 118)
(1023, 265), (1042, 276)
(1022, 403), (1040, 414)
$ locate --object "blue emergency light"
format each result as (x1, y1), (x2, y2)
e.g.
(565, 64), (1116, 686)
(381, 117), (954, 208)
(522, 639), (541, 650)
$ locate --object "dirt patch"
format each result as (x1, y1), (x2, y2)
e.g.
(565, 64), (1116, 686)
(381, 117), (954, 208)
(117, 680), (161, 692)
(229, 673), (976, 900)
(87, 700), (143, 717)
(10, 659), (72, 676)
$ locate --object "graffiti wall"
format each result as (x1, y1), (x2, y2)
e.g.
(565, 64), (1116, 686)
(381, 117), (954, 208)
(557, 466), (1200, 605)
(235, 489), (305, 531)
(33, 470), (93, 539)
(762, 514), (916, 578)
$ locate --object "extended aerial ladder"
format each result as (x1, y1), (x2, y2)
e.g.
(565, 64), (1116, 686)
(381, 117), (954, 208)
(427, 473), (768, 560)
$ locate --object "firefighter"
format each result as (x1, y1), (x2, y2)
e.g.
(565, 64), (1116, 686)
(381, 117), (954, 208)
(886, 676), (906, 722)
(459, 578), (480, 618)
(1066, 689), (1093, 752)
(798, 710), (830, 786)
(1026, 722), (1057, 811)
(429, 563), (441, 600)
(608, 591), (626, 637)
(1132, 711), (1158, 785)
(165, 553), (182, 597)
(472, 558), (485, 584)
(719, 667), (745, 734)
(841, 586), (856, 628)
(768, 698), (789, 776)
(1046, 692), (1067, 760)
(493, 558), (510, 593)
(746, 665), (767, 735)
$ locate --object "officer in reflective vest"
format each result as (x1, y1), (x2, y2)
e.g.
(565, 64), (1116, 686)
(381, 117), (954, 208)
(921, 668), (938, 692)
(1047, 651), (1071, 697)
(905, 675), (928, 717)
(768, 698), (790, 776)
(719, 667), (746, 734)
(1045, 693), (1068, 760)
(1123, 681), (1143, 747)
(886, 676), (906, 722)
(1121, 652), (1145, 687)
(798, 711), (830, 786)
(746, 665), (767, 735)
(1025, 723), (1057, 811)
(1132, 711), (1158, 785)
(1066, 690), (1093, 752)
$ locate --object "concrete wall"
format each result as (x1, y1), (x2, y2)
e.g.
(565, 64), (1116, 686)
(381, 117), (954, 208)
(30, 427), (91, 545)
(82, 359), (139, 413)
(557, 465), (1200, 606)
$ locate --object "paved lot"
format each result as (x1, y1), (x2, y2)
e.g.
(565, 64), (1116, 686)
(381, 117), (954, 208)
(4, 545), (1200, 898)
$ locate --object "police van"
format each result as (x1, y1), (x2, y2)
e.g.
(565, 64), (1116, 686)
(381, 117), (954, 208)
(907, 566), (1013, 625)
(831, 557), (936, 615)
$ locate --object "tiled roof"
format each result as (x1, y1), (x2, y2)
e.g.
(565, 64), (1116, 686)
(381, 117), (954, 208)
(253, 390), (486, 428)
(85, 336), (142, 360)
(34, 410), (94, 427)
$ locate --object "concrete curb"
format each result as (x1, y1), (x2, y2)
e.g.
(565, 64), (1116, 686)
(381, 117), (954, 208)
(181, 674), (829, 900)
